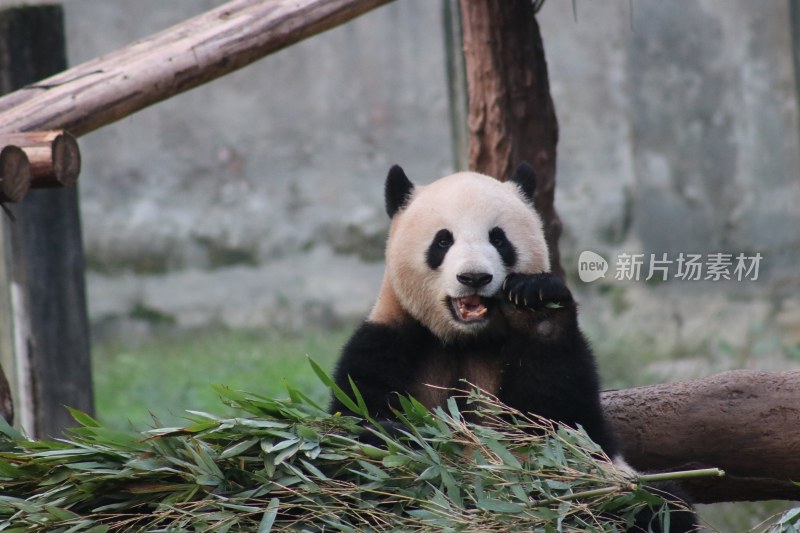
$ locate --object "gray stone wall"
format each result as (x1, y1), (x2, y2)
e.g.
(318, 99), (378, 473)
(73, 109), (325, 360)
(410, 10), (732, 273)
(64, 1), (800, 373)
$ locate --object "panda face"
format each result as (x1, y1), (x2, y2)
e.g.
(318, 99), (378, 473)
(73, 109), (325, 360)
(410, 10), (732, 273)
(426, 224), (516, 326)
(380, 169), (550, 341)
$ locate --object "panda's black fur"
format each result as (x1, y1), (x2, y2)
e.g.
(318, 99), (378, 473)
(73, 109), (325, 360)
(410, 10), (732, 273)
(330, 163), (696, 532)
(333, 278), (617, 451)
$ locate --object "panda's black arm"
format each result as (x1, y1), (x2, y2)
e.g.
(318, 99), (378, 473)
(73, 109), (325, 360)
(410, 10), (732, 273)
(329, 321), (426, 419)
(500, 272), (620, 456)
(499, 332), (620, 457)
(555, 333), (620, 456)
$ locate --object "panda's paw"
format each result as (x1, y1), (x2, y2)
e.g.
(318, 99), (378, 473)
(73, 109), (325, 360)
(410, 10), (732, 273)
(501, 273), (574, 311)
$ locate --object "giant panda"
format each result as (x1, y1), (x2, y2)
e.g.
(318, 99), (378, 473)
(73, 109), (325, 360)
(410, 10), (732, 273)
(330, 163), (695, 532)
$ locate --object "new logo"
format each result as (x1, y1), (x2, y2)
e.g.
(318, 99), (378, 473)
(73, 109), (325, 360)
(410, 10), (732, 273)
(578, 251), (609, 283)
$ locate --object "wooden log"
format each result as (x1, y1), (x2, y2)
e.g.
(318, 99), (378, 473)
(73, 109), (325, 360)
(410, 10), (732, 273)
(0, 145), (31, 203)
(458, 0), (563, 277)
(602, 370), (800, 503)
(0, 0), (393, 137)
(0, 131), (81, 188)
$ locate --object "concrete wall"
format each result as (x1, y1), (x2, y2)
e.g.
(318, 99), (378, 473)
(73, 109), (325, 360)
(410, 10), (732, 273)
(63, 1), (800, 374)
(69, 1), (450, 336)
(539, 1), (800, 374)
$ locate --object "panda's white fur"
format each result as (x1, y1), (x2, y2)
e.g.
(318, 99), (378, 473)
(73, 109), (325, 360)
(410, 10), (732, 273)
(370, 171), (550, 341)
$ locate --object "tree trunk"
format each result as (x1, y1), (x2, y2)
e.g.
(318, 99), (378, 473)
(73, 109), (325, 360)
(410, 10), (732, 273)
(458, 0), (562, 277)
(0, 0), (393, 137)
(602, 370), (800, 503)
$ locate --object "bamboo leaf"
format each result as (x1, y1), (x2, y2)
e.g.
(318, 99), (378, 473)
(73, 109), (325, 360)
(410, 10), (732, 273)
(219, 437), (259, 459)
(181, 420), (221, 433)
(0, 382), (727, 531)
(308, 358), (362, 416)
(66, 407), (101, 428)
(284, 380), (324, 412)
(358, 443), (389, 459)
(446, 396), (461, 421)
(45, 505), (81, 520)
(274, 440), (303, 466)
(295, 425), (320, 442)
(484, 437), (522, 469)
(382, 454), (411, 468)
(263, 437), (299, 454)
(417, 465), (440, 482)
(258, 498), (279, 533)
(477, 498), (525, 514)
(299, 458), (329, 480)
(354, 460), (389, 481)
(347, 375), (369, 415)
(0, 458), (22, 479)
(0, 414), (25, 442)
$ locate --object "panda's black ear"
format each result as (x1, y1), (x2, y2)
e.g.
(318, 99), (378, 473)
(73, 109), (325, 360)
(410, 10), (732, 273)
(509, 161), (537, 204)
(385, 165), (415, 218)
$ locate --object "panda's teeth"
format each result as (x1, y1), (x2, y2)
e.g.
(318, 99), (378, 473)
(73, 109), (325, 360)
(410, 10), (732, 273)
(455, 296), (488, 321)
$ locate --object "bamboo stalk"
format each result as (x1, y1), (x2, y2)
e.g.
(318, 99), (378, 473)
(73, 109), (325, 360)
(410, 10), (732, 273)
(638, 468), (725, 483)
(0, 0), (394, 136)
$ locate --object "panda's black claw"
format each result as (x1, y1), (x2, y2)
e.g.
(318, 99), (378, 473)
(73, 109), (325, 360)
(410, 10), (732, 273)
(502, 272), (574, 311)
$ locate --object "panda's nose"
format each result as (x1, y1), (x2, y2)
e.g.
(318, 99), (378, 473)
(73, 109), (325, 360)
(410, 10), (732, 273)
(457, 272), (493, 288)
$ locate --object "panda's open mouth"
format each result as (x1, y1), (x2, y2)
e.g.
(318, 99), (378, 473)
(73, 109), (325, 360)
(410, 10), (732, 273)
(449, 295), (490, 323)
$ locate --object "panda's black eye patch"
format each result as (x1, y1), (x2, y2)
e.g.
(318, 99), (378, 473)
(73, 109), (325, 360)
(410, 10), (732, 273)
(436, 230), (454, 248)
(426, 229), (453, 270)
(489, 227), (517, 267)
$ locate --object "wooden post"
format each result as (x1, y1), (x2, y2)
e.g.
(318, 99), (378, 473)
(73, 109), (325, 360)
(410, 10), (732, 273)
(458, 0), (563, 277)
(0, 5), (93, 438)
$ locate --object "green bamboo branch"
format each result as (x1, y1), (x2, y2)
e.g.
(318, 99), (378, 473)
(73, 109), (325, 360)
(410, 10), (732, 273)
(639, 467), (725, 484)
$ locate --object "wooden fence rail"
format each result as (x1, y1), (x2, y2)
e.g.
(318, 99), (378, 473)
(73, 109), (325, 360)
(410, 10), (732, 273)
(0, 0), (394, 136)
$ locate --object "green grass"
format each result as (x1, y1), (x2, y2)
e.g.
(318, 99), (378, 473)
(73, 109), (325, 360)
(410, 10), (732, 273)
(91, 326), (350, 431)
